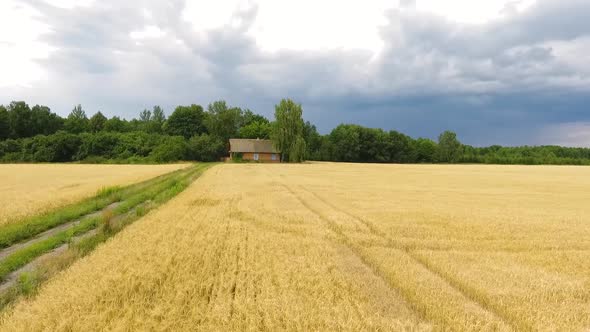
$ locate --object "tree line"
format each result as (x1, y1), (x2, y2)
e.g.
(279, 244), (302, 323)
(0, 100), (271, 163)
(309, 125), (590, 165)
(1, 99), (589, 165)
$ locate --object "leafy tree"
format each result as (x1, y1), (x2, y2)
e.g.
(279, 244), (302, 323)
(242, 109), (268, 126)
(148, 105), (166, 133)
(0, 138), (21, 161)
(20, 135), (49, 162)
(289, 136), (306, 162)
(271, 99), (306, 162)
(303, 121), (322, 160)
(205, 100), (244, 141)
(51, 131), (83, 162)
(316, 136), (334, 161)
(149, 136), (188, 162)
(152, 106), (166, 123)
(138, 105), (166, 134)
(89, 111), (107, 133)
(413, 138), (438, 162)
(138, 108), (159, 133)
(112, 131), (158, 157)
(139, 109), (151, 122)
(30, 105), (63, 136)
(7, 101), (33, 138)
(387, 130), (413, 163)
(77, 132), (120, 160)
(64, 105), (89, 134)
(188, 134), (226, 161)
(328, 124), (361, 162)
(437, 130), (462, 162)
(22, 131), (83, 162)
(239, 120), (271, 139)
(104, 116), (129, 132)
(358, 127), (389, 162)
(127, 119), (143, 132)
(165, 104), (206, 139)
(0, 106), (9, 140)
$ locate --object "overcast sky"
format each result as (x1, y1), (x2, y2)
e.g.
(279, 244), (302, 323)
(1, 0), (589, 146)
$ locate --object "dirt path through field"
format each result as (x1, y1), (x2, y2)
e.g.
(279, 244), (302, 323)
(0, 203), (119, 261)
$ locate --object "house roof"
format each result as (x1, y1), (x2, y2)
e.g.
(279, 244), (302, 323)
(229, 139), (279, 153)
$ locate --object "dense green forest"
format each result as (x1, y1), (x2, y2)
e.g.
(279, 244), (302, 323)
(1, 100), (589, 164)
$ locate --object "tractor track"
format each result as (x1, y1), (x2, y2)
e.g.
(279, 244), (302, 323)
(265, 163), (517, 331)
(0, 203), (119, 261)
(265, 178), (430, 326)
(0, 201), (149, 294)
(292, 183), (522, 331)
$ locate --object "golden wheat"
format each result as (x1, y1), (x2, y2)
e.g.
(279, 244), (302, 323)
(0, 163), (189, 225)
(1, 163), (589, 331)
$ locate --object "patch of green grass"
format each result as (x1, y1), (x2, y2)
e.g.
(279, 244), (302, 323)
(72, 233), (108, 256)
(16, 272), (40, 296)
(96, 186), (122, 199)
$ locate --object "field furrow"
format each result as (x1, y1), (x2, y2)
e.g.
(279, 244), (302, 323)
(279, 179), (512, 330)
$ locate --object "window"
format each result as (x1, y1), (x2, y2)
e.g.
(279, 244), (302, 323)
(271, 154), (277, 161)
(253, 153), (259, 161)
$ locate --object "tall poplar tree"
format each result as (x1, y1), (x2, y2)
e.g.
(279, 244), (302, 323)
(271, 98), (306, 162)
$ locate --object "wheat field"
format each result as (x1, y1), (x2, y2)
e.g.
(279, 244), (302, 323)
(1, 163), (589, 331)
(0, 164), (189, 225)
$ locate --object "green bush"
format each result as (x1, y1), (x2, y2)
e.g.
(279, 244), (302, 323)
(76, 132), (120, 160)
(188, 134), (226, 161)
(149, 136), (188, 162)
(231, 152), (243, 162)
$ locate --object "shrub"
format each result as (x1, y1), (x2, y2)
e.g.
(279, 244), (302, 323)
(50, 131), (83, 162)
(149, 136), (188, 162)
(188, 134), (226, 161)
(76, 132), (120, 160)
(231, 152), (243, 162)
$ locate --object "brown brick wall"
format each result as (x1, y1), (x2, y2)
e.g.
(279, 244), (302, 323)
(242, 152), (280, 162)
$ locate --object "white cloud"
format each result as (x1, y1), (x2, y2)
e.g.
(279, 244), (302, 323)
(141, 8), (153, 20)
(248, 0), (391, 52)
(130, 25), (166, 40)
(179, 0), (537, 53)
(0, 1), (53, 88)
(415, 0), (537, 24)
(182, 0), (244, 30)
(41, 0), (95, 9)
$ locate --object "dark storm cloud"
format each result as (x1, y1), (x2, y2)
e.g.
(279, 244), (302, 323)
(5, 0), (590, 146)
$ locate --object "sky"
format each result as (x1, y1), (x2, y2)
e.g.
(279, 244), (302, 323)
(1, 0), (589, 146)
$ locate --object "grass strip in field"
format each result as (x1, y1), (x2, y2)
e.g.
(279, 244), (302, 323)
(0, 203), (119, 261)
(0, 216), (101, 281)
(0, 194), (119, 249)
(0, 166), (193, 249)
(0, 164), (211, 284)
